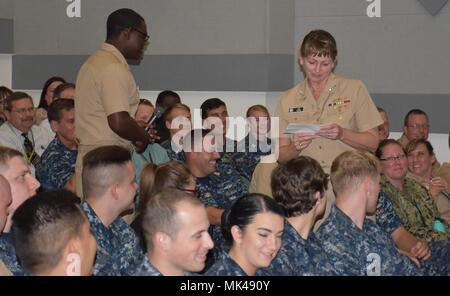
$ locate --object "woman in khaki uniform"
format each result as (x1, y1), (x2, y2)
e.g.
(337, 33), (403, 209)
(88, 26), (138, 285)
(276, 30), (382, 225)
(277, 29), (382, 168)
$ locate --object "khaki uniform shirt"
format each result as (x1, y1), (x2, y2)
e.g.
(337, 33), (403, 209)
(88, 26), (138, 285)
(275, 74), (382, 173)
(74, 43), (139, 196)
(75, 42), (139, 149)
(249, 154), (278, 197)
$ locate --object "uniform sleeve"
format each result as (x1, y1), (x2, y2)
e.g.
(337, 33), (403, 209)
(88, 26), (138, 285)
(274, 95), (289, 138)
(100, 63), (135, 116)
(376, 191), (403, 235)
(353, 81), (383, 132)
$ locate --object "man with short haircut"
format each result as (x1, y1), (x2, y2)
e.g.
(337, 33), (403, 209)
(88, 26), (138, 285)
(377, 107), (390, 141)
(75, 8), (151, 197)
(81, 145), (144, 275)
(183, 129), (248, 261)
(136, 189), (213, 275)
(233, 105), (272, 181)
(0, 175), (12, 276)
(398, 109), (430, 148)
(36, 99), (78, 191)
(12, 190), (97, 276)
(315, 151), (420, 275)
(53, 83), (76, 100)
(0, 92), (54, 168)
(0, 147), (40, 275)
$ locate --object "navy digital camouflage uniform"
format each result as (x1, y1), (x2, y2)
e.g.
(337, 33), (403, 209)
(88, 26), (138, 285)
(161, 139), (185, 162)
(134, 255), (163, 276)
(258, 220), (337, 276)
(0, 233), (24, 276)
(316, 205), (422, 276)
(195, 161), (249, 260)
(35, 136), (77, 190)
(81, 201), (145, 276)
(205, 253), (247, 276)
(377, 191), (450, 275)
(231, 135), (272, 181)
(134, 255), (198, 276)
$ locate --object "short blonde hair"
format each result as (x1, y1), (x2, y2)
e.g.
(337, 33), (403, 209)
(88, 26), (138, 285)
(330, 151), (380, 197)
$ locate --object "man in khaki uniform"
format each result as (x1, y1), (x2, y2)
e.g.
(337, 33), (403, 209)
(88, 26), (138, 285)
(75, 8), (151, 196)
(276, 30), (382, 227)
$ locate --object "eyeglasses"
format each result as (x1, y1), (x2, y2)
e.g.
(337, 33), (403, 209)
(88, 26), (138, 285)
(407, 124), (429, 130)
(131, 27), (149, 42)
(11, 107), (35, 115)
(380, 154), (407, 162)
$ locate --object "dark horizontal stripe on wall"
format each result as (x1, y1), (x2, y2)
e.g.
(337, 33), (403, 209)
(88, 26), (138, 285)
(372, 94), (450, 134)
(0, 19), (13, 53)
(12, 54), (294, 92)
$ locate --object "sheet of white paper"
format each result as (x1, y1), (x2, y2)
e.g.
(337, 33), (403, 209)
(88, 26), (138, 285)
(284, 123), (321, 134)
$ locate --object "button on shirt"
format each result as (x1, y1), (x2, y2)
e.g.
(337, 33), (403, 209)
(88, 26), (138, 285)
(81, 201), (145, 276)
(259, 220), (337, 276)
(315, 205), (422, 276)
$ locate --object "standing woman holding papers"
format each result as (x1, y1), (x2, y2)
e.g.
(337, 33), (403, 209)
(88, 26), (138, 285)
(275, 30), (382, 224)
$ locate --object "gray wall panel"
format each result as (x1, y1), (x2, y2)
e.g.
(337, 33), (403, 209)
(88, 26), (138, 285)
(12, 54), (294, 91)
(0, 0), (13, 18)
(0, 19), (13, 53)
(13, 0), (294, 55)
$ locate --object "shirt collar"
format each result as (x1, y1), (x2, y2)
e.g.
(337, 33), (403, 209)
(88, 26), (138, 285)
(100, 42), (129, 69)
(297, 73), (338, 102)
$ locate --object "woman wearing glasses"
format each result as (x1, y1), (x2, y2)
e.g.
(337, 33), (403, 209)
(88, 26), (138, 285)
(375, 139), (450, 242)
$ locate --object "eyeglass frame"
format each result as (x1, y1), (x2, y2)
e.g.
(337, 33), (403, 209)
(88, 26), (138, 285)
(130, 27), (150, 42)
(379, 154), (407, 163)
(406, 123), (429, 130)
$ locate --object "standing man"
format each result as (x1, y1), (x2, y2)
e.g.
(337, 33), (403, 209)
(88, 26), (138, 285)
(75, 8), (151, 196)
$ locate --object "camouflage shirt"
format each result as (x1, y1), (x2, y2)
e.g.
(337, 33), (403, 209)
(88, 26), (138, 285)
(377, 191), (449, 275)
(205, 253), (247, 276)
(161, 140), (185, 162)
(381, 175), (449, 242)
(195, 162), (249, 260)
(81, 201), (145, 276)
(258, 220), (337, 276)
(376, 191), (403, 235)
(133, 255), (163, 276)
(0, 233), (24, 276)
(231, 135), (272, 181)
(35, 136), (77, 190)
(315, 205), (422, 276)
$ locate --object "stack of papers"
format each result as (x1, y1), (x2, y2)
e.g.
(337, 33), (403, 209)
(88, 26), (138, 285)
(284, 123), (321, 134)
